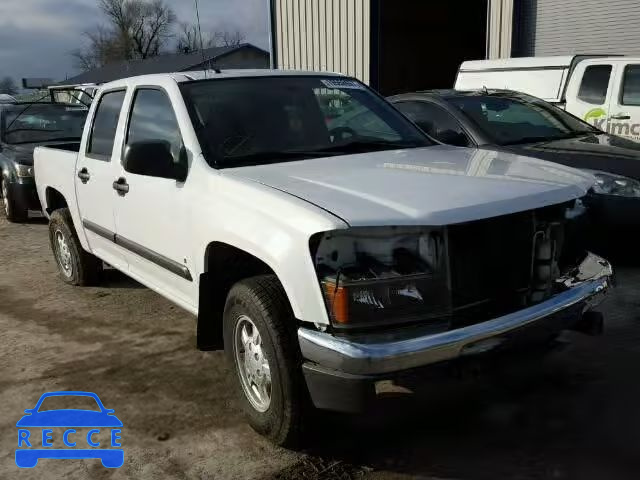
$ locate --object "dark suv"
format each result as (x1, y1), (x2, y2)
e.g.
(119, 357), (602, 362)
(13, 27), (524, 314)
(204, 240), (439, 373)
(0, 102), (87, 222)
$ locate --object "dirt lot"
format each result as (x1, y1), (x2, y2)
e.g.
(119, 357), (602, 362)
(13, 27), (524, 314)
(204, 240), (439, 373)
(1, 215), (640, 480)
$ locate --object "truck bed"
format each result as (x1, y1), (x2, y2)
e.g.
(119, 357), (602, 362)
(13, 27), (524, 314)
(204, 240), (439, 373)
(34, 145), (79, 218)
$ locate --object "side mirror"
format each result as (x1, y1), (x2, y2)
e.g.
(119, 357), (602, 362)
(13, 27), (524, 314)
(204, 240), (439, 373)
(123, 141), (188, 182)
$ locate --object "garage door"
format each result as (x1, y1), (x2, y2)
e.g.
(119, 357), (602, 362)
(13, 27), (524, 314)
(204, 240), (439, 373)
(516, 0), (640, 57)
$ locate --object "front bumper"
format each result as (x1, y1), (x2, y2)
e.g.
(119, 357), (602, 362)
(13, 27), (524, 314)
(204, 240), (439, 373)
(299, 253), (612, 412)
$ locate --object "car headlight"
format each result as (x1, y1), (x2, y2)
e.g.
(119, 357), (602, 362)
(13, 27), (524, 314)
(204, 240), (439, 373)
(311, 227), (450, 329)
(588, 170), (640, 197)
(15, 164), (34, 178)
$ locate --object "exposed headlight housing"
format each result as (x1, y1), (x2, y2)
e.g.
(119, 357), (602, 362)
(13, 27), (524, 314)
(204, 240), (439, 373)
(15, 164), (34, 178)
(588, 170), (640, 197)
(312, 227), (451, 329)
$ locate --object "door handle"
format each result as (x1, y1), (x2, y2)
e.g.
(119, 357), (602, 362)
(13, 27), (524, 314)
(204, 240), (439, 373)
(610, 114), (631, 120)
(77, 168), (90, 184)
(112, 177), (129, 196)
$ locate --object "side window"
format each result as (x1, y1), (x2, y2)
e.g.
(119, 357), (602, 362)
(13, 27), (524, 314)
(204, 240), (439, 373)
(577, 65), (612, 105)
(395, 101), (471, 147)
(621, 64), (640, 106)
(87, 90), (126, 158)
(125, 88), (183, 173)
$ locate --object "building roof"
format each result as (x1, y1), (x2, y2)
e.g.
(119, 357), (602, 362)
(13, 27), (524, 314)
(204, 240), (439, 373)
(59, 43), (269, 85)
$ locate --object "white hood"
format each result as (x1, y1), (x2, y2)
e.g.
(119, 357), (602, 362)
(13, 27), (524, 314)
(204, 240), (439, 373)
(224, 146), (595, 226)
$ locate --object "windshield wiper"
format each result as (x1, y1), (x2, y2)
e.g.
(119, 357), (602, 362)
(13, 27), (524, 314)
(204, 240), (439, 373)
(501, 132), (592, 146)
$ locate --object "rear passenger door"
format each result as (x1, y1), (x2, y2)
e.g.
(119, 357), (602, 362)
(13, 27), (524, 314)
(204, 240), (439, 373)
(112, 86), (196, 309)
(565, 62), (617, 131)
(76, 88), (128, 270)
(607, 61), (640, 142)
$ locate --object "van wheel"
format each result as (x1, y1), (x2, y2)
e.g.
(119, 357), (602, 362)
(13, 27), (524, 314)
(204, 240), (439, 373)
(224, 274), (308, 447)
(1, 176), (27, 223)
(49, 208), (103, 286)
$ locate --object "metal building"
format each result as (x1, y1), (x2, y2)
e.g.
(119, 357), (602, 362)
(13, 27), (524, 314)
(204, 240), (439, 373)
(270, 0), (640, 96)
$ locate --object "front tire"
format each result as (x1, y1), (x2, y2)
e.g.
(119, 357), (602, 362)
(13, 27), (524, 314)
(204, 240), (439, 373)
(49, 208), (103, 286)
(1, 176), (28, 223)
(223, 275), (308, 447)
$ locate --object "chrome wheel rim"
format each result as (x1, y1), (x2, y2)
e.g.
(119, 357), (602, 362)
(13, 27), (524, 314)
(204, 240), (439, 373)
(234, 315), (272, 412)
(1, 179), (8, 216)
(54, 230), (73, 277)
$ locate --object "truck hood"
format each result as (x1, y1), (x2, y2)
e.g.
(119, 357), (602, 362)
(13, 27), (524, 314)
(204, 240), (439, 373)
(224, 145), (595, 226)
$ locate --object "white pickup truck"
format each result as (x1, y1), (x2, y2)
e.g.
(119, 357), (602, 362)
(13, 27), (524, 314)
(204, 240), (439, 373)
(456, 55), (640, 142)
(34, 69), (613, 446)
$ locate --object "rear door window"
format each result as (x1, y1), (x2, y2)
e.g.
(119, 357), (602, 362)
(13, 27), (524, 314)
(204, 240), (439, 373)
(621, 64), (640, 106)
(87, 90), (126, 159)
(577, 65), (612, 105)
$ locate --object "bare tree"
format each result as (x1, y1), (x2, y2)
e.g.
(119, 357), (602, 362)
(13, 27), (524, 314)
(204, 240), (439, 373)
(176, 22), (215, 54)
(176, 24), (246, 54)
(71, 0), (176, 71)
(0, 77), (18, 95)
(214, 29), (246, 47)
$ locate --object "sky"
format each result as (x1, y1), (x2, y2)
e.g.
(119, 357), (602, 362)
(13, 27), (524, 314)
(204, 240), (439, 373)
(0, 0), (270, 84)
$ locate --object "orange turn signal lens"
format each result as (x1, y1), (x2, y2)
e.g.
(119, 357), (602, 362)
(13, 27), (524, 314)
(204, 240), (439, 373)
(322, 282), (349, 324)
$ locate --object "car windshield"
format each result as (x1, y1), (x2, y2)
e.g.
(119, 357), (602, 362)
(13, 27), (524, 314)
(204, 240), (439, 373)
(449, 94), (598, 145)
(2, 104), (87, 144)
(180, 76), (431, 167)
(37, 395), (101, 412)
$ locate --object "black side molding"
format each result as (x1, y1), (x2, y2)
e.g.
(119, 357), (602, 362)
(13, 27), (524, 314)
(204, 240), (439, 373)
(82, 219), (192, 281)
(83, 219), (116, 242)
(116, 235), (193, 281)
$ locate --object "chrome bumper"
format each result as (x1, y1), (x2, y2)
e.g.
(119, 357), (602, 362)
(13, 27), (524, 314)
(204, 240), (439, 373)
(298, 253), (612, 376)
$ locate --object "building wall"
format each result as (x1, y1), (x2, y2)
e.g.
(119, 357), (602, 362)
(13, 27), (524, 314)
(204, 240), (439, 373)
(273, 0), (370, 84)
(487, 0), (513, 59)
(515, 0), (640, 57)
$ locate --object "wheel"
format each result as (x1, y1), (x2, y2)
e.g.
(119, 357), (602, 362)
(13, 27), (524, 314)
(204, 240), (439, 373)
(49, 208), (103, 286)
(1, 176), (28, 222)
(224, 274), (309, 447)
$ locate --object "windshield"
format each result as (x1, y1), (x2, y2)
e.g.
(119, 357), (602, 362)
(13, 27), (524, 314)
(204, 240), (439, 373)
(37, 395), (101, 412)
(2, 104), (87, 144)
(180, 76), (431, 167)
(449, 94), (597, 146)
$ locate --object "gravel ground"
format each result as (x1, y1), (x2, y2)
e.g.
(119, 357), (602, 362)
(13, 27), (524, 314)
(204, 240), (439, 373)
(1, 214), (639, 479)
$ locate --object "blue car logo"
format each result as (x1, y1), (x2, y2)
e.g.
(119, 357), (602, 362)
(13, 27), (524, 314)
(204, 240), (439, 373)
(15, 391), (123, 468)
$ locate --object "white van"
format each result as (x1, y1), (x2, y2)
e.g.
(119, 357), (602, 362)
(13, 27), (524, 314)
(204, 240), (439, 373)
(455, 55), (640, 142)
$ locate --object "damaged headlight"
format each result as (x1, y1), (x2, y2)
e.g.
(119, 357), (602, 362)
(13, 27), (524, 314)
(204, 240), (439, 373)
(311, 227), (451, 329)
(15, 164), (34, 178)
(588, 170), (640, 197)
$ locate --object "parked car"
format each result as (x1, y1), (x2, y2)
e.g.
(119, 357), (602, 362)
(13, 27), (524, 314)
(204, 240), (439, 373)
(0, 94), (17, 104)
(34, 70), (612, 447)
(0, 102), (87, 222)
(455, 55), (640, 143)
(389, 89), (640, 253)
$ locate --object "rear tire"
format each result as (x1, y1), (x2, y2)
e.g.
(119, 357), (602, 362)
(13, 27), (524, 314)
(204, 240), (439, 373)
(1, 176), (28, 223)
(49, 208), (103, 286)
(223, 274), (309, 447)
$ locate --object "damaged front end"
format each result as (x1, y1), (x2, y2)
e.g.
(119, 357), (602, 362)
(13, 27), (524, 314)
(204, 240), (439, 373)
(299, 199), (612, 413)
(310, 199), (612, 333)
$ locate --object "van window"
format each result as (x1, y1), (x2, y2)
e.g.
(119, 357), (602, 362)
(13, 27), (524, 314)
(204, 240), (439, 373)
(577, 65), (612, 105)
(621, 64), (640, 106)
(87, 90), (126, 159)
